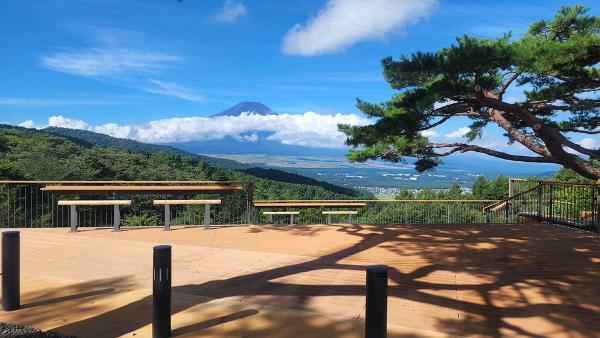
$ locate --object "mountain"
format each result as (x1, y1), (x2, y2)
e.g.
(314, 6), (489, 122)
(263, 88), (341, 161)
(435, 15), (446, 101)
(210, 101), (275, 117)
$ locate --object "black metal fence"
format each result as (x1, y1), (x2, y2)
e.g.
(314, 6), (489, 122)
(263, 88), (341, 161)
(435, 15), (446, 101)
(484, 180), (600, 233)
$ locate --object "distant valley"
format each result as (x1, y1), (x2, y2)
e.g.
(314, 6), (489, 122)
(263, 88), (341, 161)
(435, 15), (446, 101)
(200, 153), (559, 194)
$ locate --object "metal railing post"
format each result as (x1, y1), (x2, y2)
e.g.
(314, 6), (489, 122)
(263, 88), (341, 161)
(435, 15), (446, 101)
(548, 185), (554, 223)
(595, 193), (600, 234)
(537, 185), (543, 222)
(69, 205), (77, 232)
(163, 205), (170, 231)
(2, 231), (20, 311)
(247, 182), (254, 225)
(365, 265), (387, 338)
(113, 205), (121, 232)
(153, 245), (171, 338)
(204, 204), (211, 230)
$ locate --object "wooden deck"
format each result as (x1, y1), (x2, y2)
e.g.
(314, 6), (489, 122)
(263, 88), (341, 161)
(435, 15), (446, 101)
(1, 223), (599, 337)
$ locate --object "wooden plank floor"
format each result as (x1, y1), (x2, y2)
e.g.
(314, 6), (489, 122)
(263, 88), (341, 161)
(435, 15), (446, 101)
(1, 223), (599, 337)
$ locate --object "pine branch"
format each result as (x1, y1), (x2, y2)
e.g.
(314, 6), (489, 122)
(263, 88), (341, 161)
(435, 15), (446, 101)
(428, 143), (553, 162)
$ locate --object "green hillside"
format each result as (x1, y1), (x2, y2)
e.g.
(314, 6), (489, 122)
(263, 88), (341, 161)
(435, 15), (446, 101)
(44, 126), (247, 169)
(0, 125), (369, 200)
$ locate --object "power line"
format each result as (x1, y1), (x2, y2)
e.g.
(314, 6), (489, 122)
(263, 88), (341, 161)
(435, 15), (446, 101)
(417, 0), (520, 33)
(355, 0), (460, 32)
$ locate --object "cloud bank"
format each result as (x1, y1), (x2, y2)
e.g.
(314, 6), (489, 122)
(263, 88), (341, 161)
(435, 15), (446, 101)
(282, 0), (434, 56)
(22, 112), (370, 149)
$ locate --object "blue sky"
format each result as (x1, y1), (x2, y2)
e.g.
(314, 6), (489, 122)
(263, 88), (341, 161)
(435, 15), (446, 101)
(0, 0), (598, 151)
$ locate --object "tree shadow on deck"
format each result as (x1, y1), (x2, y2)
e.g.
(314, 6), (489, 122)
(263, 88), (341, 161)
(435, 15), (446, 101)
(48, 223), (600, 337)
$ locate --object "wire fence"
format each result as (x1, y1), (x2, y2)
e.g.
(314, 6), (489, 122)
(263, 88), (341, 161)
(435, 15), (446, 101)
(252, 200), (499, 225)
(0, 182), (249, 228)
(1, 180), (598, 232)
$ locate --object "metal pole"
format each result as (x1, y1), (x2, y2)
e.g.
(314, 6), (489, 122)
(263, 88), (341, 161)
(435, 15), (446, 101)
(537, 185), (543, 222)
(204, 204), (210, 230)
(247, 182), (254, 225)
(69, 205), (77, 232)
(113, 205), (121, 232)
(163, 205), (170, 231)
(548, 185), (554, 222)
(365, 265), (387, 338)
(2, 231), (20, 311)
(153, 245), (171, 338)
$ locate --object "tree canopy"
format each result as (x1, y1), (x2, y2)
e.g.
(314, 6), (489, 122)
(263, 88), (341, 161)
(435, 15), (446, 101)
(340, 6), (600, 179)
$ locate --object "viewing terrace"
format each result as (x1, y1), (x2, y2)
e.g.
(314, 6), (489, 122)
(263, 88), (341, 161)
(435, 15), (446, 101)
(0, 180), (598, 337)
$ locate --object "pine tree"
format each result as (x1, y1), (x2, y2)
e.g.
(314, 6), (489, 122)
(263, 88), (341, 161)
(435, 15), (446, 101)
(340, 6), (600, 179)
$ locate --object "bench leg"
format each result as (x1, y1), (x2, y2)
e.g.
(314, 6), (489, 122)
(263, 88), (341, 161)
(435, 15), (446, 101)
(290, 214), (294, 225)
(204, 204), (210, 230)
(348, 214), (353, 224)
(69, 205), (77, 232)
(163, 205), (170, 231)
(327, 214), (332, 224)
(113, 205), (121, 232)
(268, 214), (273, 223)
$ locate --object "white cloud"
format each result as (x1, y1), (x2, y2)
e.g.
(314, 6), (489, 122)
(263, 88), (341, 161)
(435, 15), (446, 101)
(420, 130), (438, 137)
(0, 97), (132, 107)
(147, 79), (203, 102)
(215, 0), (246, 23)
(18, 120), (36, 128)
(41, 47), (202, 102)
(41, 48), (180, 78)
(282, 0), (434, 56)
(445, 127), (470, 138)
(580, 137), (597, 149)
(234, 133), (258, 142)
(47, 115), (90, 130)
(29, 112), (369, 149)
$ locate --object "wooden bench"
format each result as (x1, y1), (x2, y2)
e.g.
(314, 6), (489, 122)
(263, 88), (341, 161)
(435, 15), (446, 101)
(263, 211), (300, 225)
(153, 199), (221, 230)
(322, 210), (358, 224)
(57, 200), (132, 232)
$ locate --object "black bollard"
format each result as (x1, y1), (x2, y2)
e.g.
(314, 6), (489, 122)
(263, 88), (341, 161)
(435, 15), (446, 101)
(365, 265), (387, 338)
(2, 231), (20, 311)
(153, 245), (171, 338)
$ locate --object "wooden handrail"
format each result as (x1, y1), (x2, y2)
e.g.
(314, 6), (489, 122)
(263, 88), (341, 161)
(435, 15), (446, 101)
(57, 200), (132, 206)
(255, 202), (366, 208)
(41, 185), (243, 192)
(255, 199), (499, 203)
(0, 180), (246, 185)
(153, 199), (222, 205)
